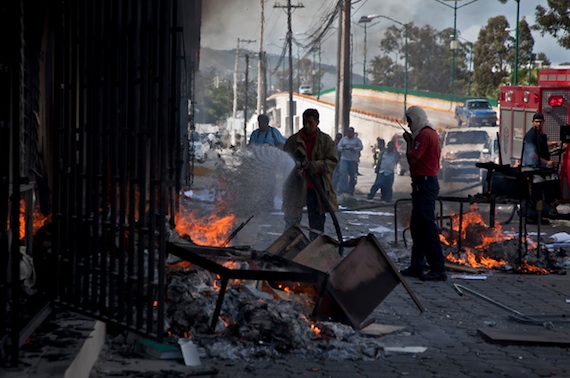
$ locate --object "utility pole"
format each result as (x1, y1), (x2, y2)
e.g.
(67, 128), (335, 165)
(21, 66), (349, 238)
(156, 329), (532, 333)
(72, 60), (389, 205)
(275, 1), (304, 135)
(257, 0), (265, 116)
(244, 53), (250, 147)
(233, 38), (255, 119)
(335, 0), (351, 135)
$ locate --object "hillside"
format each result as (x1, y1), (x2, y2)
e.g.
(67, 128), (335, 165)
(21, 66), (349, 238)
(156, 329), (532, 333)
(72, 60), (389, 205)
(197, 47), (362, 92)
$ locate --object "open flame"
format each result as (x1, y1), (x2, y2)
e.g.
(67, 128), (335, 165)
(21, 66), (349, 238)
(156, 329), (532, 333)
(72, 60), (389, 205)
(444, 203), (514, 249)
(440, 204), (549, 273)
(175, 208), (235, 247)
(7, 199), (52, 240)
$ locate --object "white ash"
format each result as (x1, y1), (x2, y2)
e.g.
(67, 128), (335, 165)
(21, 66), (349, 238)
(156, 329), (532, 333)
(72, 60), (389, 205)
(165, 265), (390, 361)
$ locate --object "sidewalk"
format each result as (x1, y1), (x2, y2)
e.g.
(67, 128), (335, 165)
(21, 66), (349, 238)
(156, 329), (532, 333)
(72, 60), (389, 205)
(5, 155), (570, 378)
(90, 161), (570, 378)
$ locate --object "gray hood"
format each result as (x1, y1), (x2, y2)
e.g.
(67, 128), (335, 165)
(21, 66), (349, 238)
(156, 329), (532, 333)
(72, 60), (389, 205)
(405, 106), (435, 138)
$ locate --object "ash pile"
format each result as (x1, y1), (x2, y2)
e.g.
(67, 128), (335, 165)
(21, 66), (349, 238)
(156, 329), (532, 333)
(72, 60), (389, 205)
(162, 227), (423, 361)
(438, 205), (570, 274)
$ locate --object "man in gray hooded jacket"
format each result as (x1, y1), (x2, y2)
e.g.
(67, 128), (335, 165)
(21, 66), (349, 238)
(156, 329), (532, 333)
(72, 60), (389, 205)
(400, 106), (447, 282)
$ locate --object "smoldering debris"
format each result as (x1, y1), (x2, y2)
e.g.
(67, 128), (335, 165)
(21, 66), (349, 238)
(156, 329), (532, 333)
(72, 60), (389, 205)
(165, 264), (391, 361)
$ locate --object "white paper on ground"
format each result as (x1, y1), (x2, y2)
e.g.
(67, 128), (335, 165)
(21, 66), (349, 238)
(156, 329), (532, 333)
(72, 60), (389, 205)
(383, 346), (427, 354)
(343, 210), (393, 216)
(369, 225), (393, 233)
(450, 274), (487, 280)
(550, 232), (570, 243)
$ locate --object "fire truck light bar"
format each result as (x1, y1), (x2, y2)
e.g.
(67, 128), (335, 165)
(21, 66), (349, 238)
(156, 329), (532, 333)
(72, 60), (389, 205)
(548, 95), (564, 107)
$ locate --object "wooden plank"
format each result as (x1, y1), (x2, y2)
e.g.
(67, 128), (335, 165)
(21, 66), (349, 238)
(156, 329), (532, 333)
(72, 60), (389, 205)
(445, 261), (486, 274)
(360, 323), (406, 337)
(478, 328), (570, 347)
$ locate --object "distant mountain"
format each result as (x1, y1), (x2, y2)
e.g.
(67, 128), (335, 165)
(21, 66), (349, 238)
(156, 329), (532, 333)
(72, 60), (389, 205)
(197, 47), (363, 92)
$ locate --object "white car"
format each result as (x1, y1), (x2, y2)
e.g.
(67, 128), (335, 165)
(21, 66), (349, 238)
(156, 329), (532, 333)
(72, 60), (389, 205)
(439, 127), (496, 181)
(299, 85), (313, 95)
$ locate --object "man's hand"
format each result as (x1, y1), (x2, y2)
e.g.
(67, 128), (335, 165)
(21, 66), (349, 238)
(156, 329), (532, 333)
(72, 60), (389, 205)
(403, 132), (412, 144)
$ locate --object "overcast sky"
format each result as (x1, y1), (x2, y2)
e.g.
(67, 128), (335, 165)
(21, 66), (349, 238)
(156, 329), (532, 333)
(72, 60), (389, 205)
(200, 0), (568, 69)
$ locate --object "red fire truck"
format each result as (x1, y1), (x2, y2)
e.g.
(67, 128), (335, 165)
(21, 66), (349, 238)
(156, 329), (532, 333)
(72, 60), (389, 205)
(498, 68), (570, 200)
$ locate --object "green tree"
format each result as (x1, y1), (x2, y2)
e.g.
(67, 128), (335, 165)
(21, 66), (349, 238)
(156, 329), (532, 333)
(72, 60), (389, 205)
(407, 25), (454, 93)
(472, 16), (511, 98)
(368, 23), (466, 94)
(534, 0), (570, 49)
(368, 55), (397, 86)
(195, 70), (258, 124)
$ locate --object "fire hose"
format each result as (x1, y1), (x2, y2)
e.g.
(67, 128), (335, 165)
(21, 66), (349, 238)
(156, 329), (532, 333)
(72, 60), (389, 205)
(302, 165), (344, 257)
(311, 173), (344, 257)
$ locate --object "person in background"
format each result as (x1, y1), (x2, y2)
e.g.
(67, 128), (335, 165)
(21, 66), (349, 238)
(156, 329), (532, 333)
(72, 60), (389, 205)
(522, 112), (560, 223)
(337, 127), (363, 196)
(248, 114), (286, 148)
(373, 138), (385, 169)
(282, 109), (338, 241)
(561, 144), (570, 200)
(523, 113), (558, 168)
(400, 106), (447, 282)
(332, 132), (343, 192)
(367, 140), (399, 202)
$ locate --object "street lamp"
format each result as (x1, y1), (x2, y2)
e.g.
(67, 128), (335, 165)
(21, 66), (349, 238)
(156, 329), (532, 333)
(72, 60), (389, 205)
(455, 35), (473, 96)
(357, 15), (380, 85)
(434, 0), (479, 100)
(513, 0), (520, 85)
(366, 14), (409, 117)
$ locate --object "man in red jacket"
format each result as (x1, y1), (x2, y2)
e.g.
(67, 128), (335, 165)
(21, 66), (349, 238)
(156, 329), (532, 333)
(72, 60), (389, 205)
(400, 106), (447, 282)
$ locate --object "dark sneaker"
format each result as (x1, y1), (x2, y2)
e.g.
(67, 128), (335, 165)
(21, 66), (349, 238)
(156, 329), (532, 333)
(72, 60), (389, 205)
(419, 270), (447, 282)
(400, 267), (423, 278)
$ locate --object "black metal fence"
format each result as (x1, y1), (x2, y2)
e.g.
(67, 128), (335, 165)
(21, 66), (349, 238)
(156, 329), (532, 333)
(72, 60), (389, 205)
(1, 0), (195, 365)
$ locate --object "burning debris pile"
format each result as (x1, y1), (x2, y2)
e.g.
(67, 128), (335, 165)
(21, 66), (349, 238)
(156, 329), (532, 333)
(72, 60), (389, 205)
(439, 204), (569, 274)
(164, 257), (388, 361)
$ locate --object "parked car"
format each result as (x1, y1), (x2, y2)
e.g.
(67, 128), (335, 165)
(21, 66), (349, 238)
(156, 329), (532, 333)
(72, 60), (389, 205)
(299, 85), (313, 95)
(479, 134), (500, 192)
(439, 127), (495, 181)
(455, 99), (497, 127)
(392, 134), (409, 176)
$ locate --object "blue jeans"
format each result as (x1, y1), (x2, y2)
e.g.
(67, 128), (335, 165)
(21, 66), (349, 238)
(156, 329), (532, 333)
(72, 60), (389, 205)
(409, 176), (445, 273)
(332, 165), (341, 192)
(338, 160), (358, 195)
(368, 172), (394, 201)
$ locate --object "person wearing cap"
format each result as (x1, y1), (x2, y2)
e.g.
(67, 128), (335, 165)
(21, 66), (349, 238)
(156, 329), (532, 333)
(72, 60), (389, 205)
(522, 113), (558, 168)
(522, 112), (560, 223)
(400, 106), (447, 282)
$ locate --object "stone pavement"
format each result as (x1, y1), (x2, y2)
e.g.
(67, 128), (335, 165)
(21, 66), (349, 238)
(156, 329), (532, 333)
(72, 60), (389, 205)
(88, 161), (570, 378)
(5, 156), (570, 378)
(90, 263), (570, 378)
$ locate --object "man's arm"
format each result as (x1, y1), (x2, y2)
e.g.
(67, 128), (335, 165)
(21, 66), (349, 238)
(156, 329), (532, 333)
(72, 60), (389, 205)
(403, 132), (419, 165)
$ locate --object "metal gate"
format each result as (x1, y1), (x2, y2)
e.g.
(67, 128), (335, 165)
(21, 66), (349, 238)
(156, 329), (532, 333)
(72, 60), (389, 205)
(1, 0), (194, 364)
(51, 0), (182, 338)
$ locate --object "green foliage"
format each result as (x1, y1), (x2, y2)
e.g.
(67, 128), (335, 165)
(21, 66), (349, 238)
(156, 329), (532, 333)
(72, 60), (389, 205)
(367, 1), (568, 98)
(535, 0), (570, 49)
(195, 71), (258, 124)
(472, 16), (511, 98)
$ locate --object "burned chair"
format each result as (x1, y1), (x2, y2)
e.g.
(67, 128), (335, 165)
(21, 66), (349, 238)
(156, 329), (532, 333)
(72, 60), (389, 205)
(476, 161), (561, 263)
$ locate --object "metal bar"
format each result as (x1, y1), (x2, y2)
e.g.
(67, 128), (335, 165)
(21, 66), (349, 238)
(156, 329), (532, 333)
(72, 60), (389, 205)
(453, 283), (526, 317)
(125, 0), (141, 329)
(210, 277), (229, 330)
(135, 0), (150, 331)
(17, 304), (52, 348)
(458, 199), (463, 253)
